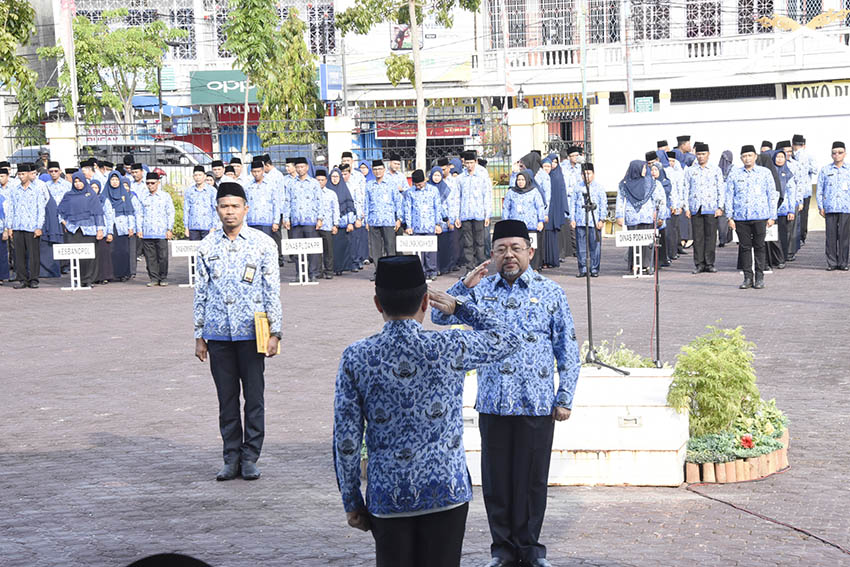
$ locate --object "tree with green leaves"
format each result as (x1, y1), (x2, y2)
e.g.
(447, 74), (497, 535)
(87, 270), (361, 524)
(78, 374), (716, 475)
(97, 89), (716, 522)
(38, 10), (187, 132)
(1, 0), (40, 142)
(224, 3), (324, 151)
(336, 0), (481, 170)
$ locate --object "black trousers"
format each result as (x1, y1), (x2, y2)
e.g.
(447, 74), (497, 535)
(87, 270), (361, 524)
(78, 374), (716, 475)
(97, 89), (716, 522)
(369, 225), (397, 262)
(530, 230), (543, 270)
(291, 225), (320, 279)
(370, 502), (469, 567)
(142, 239), (169, 283)
(625, 223), (654, 270)
(691, 213), (718, 269)
(776, 215), (794, 262)
(825, 212), (850, 268)
(800, 195), (812, 242)
(319, 230), (334, 275)
(13, 230), (40, 284)
(188, 229), (209, 241)
(64, 229), (98, 286)
(480, 413), (555, 563)
(461, 220), (486, 268)
(666, 213), (681, 259)
(735, 219), (767, 279)
(207, 340), (265, 463)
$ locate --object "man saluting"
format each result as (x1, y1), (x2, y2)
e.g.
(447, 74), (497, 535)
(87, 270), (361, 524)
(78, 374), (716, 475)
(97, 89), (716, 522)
(333, 255), (522, 567)
(433, 219), (581, 567)
(193, 182), (282, 481)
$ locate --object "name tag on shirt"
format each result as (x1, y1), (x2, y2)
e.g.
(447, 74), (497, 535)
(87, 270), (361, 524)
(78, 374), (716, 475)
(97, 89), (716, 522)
(483, 296), (497, 301)
(243, 264), (257, 283)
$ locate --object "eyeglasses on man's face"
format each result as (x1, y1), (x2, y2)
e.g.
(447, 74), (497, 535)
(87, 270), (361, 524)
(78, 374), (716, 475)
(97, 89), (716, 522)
(493, 245), (529, 256)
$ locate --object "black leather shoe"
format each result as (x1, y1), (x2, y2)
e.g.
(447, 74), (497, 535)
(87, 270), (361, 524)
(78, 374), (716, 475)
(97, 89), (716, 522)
(324, 273), (334, 279)
(691, 267), (704, 274)
(13, 282), (29, 289)
(787, 254), (796, 262)
(705, 266), (718, 273)
(841, 266), (850, 271)
(484, 558), (514, 567)
(826, 266), (836, 271)
(529, 560), (553, 567)
(29, 282), (39, 289)
(576, 272), (586, 278)
(775, 263), (786, 269)
(739, 278), (753, 289)
(591, 272), (599, 277)
(241, 460), (261, 480)
(753, 278), (765, 289)
(216, 462), (239, 481)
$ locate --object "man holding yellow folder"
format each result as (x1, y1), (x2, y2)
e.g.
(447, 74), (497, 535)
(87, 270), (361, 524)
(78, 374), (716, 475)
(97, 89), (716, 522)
(193, 181), (282, 481)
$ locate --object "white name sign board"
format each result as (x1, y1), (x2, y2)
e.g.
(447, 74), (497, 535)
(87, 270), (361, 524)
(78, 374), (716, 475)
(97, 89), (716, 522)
(282, 237), (323, 255)
(171, 240), (202, 257)
(615, 229), (655, 247)
(396, 235), (438, 252)
(529, 232), (538, 249)
(53, 243), (96, 259)
(732, 223), (779, 243)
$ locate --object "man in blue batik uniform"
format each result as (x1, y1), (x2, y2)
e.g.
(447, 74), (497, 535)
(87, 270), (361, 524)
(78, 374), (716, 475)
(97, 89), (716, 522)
(333, 255), (522, 567)
(432, 219), (581, 567)
(194, 182), (281, 481)
(725, 145), (778, 289)
(817, 141), (850, 271)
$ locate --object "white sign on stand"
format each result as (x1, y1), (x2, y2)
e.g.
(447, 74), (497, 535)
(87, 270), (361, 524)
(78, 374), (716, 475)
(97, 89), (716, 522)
(54, 243), (96, 291)
(397, 234), (439, 282)
(171, 240), (203, 287)
(615, 229), (655, 278)
(733, 223), (779, 275)
(528, 232), (538, 249)
(282, 237), (323, 286)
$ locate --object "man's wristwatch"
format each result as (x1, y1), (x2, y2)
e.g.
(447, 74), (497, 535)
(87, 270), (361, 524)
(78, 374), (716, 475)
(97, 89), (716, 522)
(453, 295), (467, 315)
(270, 332), (282, 339)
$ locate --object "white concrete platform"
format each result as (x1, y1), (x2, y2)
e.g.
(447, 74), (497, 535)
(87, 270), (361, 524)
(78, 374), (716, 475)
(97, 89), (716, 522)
(462, 367), (689, 487)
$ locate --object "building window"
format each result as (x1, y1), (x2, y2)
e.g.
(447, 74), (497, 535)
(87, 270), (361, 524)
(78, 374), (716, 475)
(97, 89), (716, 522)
(787, 0), (822, 24)
(506, 0), (527, 47)
(588, 0), (620, 43)
(686, 0), (721, 37)
(171, 8), (196, 59)
(738, 0), (773, 33)
(308, 3), (336, 55)
(540, 0), (576, 46)
(487, 0), (504, 49)
(126, 8), (157, 27)
(215, 4), (230, 58)
(632, 0), (671, 40)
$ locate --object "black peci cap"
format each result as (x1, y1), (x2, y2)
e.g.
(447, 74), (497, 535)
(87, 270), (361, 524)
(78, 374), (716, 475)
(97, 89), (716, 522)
(375, 255), (426, 290)
(47, 161), (60, 169)
(760, 140), (773, 149)
(251, 157), (265, 170)
(657, 140), (668, 148)
(645, 151), (658, 162)
(146, 172), (160, 181)
(694, 142), (709, 153)
(216, 181), (247, 200)
(229, 157), (242, 165)
(193, 165), (205, 173)
(833, 141), (846, 149)
(792, 134), (805, 145)
(740, 145), (757, 154)
(437, 157), (449, 167)
(492, 219), (530, 242)
(372, 159), (384, 168)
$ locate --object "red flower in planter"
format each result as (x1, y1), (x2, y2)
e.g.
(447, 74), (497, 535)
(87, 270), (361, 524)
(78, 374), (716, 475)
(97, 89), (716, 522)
(740, 434), (754, 449)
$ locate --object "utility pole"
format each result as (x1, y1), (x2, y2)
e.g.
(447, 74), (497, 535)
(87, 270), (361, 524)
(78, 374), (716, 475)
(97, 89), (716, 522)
(340, 36), (349, 115)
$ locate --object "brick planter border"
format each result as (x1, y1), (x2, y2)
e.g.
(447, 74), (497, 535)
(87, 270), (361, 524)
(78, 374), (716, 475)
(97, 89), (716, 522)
(685, 429), (789, 484)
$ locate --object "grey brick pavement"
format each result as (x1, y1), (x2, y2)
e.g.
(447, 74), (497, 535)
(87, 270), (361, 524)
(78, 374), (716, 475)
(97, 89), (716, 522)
(1, 232), (848, 566)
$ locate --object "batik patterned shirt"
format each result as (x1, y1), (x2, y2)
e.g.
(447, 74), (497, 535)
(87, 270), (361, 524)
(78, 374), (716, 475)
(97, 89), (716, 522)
(334, 301), (522, 515)
(318, 187), (341, 232)
(572, 181), (608, 227)
(8, 183), (48, 232)
(684, 163), (725, 214)
(184, 184), (220, 231)
(245, 178), (281, 227)
(365, 178), (402, 227)
(432, 269), (581, 416)
(193, 226), (282, 341)
(138, 190), (175, 239)
(725, 165), (778, 221)
(403, 184), (442, 234)
(615, 183), (666, 226)
(457, 169), (492, 221)
(46, 178), (71, 206)
(816, 162), (850, 214)
(287, 176), (323, 226)
(502, 189), (545, 230)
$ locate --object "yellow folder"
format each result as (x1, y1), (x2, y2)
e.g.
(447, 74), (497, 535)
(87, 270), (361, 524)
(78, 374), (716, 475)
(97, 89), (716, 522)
(254, 312), (281, 354)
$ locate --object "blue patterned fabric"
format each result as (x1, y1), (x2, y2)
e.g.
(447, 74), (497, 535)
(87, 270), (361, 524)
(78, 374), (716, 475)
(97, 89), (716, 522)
(288, 176), (323, 226)
(432, 269), (581, 415)
(184, 183), (220, 231)
(534, 169), (551, 208)
(365, 178), (402, 227)
(318, 187), (341, 232)
(333, 301), (522, 515)
(403, 183), (442, 234)
(664, 164), (686, 209)
(104, 192), (143, 236)
(457, 169), (492, 221)
(442, 176), (461, 228)
(502, 188), (545, 230)
(8, 183), (48, 232)
(384, 169), (409, 194)
(245, 177), (281, 227)
(788, 159), (807, 209)
(571, 180), (608, 227)
(793, 148), (818, 196)
(615, 181), (666, 225)
(817, 162), (850, 214)
(193, 226), (282, 341)
(683, 163), (725, 214)
(46, 179), (71, 206)
(347, 170), (367, 219)
(138, 190), (175, 239)
(725, 165), (778, 221)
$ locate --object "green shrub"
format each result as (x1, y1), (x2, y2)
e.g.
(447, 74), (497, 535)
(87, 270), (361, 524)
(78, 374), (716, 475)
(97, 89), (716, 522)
(686, 431), (785, 463)
(579, 330), (668, 369)
(163, 183), (186, 239)
(667, 326), (761, 437)
(734, 398), (789, 439)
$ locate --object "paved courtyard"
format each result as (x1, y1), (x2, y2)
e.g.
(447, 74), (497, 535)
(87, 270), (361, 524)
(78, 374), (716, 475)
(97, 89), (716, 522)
(1, 231), (848, 566)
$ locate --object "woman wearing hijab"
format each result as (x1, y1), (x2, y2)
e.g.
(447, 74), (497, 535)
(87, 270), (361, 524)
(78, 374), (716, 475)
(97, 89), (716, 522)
(767, 150), (797, 268)
(88, 175), (115, 284)
(615, 160), (665, 273)
(649, 163), (673, 267)
(430, 166), (458, 275)
(103, 171), (141, 281)
(58, 171), (106, 287)
(502, 170), (546, 270)
(448, 158), (464, 270)
(715, 150), (736, 248)
(327, 167), (357, 275)
(0, 192), (9, 282)
(38, 182), (64, 279)
(544, 154), (569, 268)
